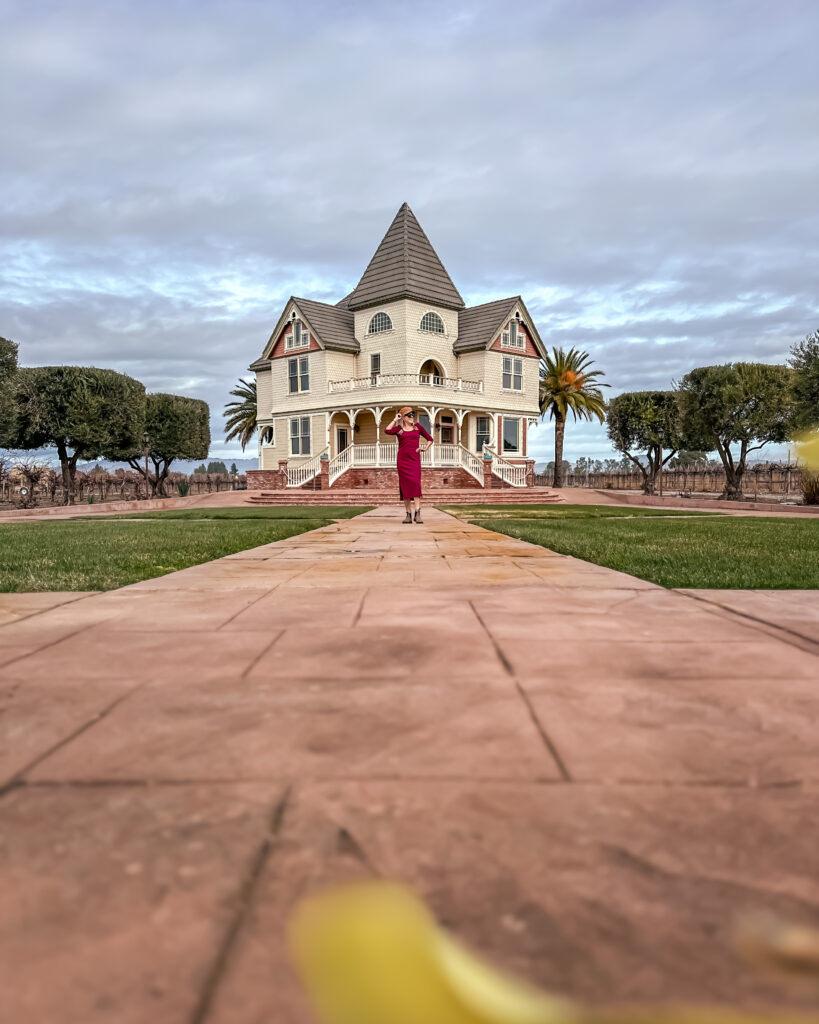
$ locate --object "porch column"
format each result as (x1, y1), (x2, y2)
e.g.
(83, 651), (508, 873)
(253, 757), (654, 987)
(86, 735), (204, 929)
(346, 409), (359, 464)
(324, 412), (330, 451)
(374, 408), (385, 466)
(426, 406), (438, 466)
(455, 409), (467, 447)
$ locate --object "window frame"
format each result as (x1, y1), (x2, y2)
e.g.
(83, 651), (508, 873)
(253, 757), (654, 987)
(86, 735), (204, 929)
(475, 415), (490, 453)
(500, 321), (525, 350)
(290, 416), (312, 456)
(369, 352), (382, 378)
(285, 321), (310, 351)
(288, 355), (310, 394)
(502, 416), (520, 454)
(502, 355), (523, 391)
(368, 312), (393, 334)
(419, 311), (445, 334)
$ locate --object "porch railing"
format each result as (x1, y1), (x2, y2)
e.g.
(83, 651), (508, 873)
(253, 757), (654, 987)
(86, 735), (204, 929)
(327, 445), (353, 487)
(326, 441), (486, 486)
(286, 446), (328, 488)
(328, 373), (483, 395)
(484, 445), (527, 487)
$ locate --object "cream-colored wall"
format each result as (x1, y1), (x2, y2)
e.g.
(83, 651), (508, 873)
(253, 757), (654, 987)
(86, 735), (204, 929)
(256, 367), (273, 418)
(404, 299), (458, 378)
(354, 301), (406, 376)
(481, 350), (539, 412)
(258, 412), (328, 468)
(353, 299), (458, 378)
(455, 350), (486, 386)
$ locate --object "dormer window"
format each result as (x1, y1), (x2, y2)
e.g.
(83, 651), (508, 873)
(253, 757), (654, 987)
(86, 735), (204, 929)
(501, 320), (525, 349)
(285, 320), (310, 350)
(368, 312), (393, 334)
(420, 311), (445, 334)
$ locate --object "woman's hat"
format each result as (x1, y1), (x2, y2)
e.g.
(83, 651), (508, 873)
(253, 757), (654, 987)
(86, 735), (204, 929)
(399, 406), (413, 416)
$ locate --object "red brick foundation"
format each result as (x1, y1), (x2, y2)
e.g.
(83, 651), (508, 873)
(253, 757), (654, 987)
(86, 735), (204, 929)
(247, 460), (536, 491)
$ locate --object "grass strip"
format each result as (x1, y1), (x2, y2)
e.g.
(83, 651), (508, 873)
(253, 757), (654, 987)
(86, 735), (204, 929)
(466, 514), (819, 589)
(440, 503), (720, 520)
(0, 515), (350, 592)
(77, 506), (372, 521)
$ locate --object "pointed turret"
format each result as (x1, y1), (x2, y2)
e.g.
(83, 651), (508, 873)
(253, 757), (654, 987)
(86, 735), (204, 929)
(346, 203), (465, 312)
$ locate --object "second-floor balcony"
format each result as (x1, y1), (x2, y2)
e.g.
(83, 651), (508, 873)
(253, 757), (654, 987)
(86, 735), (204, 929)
(328, 372), (483, 395)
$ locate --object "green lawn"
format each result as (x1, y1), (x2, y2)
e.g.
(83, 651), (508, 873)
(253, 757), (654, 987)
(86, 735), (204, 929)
(441, 503), (720, 520)
(80, 506), (371, 521)
(0, 506), (371, 592)
(442, 504), (819, 589)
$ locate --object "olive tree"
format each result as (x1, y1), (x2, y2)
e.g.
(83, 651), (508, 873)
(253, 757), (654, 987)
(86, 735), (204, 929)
(108, 393), (210, 496)
(606, 390), (692, 494)
(0, 337), (19, 445)
(676, 362), (794, 500)
(789, 328), (819, 433)
(9, 366), (146, 504)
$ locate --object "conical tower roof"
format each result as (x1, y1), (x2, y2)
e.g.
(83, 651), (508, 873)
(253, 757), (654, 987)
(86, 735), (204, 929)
(346, 203), (465, 311)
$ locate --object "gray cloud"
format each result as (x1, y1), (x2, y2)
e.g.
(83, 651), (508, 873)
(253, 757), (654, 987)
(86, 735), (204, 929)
(2, 0), (817, 462)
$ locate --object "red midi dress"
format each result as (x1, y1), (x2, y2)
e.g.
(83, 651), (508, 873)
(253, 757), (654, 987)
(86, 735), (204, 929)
(384, 423), (433, 499)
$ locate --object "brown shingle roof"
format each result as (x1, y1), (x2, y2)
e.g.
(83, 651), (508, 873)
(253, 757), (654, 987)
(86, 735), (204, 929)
(346, 203), (465, 312)
(455, 296), (548, 357)
(455, 297), (519, 353)
(293, 297), (359, 353)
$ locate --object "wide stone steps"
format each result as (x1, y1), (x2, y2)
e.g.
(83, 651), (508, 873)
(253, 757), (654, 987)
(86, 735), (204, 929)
(246, 487), (563, 506)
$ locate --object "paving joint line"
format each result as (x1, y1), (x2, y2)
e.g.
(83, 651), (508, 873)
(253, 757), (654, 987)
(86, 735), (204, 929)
(16, 775), (811, 790)
(676, 590), (819, 656)
(468, 599), (572, 781)
(0, 680), (149, 797)
(0, 620), (100, 675)
(215, 584), (280, 631)
(189, 785), (292, 1024)
(351, 588), (369, 627)
(0, 590), (104, 632)
(240, 629), (286, 679)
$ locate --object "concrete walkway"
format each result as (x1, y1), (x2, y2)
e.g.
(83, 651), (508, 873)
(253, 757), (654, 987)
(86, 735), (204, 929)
(1, 506), (818, 1023)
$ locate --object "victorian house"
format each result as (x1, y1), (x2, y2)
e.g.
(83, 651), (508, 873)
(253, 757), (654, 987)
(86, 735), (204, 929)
(247, 203), (546, 491)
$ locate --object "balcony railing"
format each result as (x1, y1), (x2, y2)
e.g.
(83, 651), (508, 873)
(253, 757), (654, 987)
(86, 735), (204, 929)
(328, 372), (483, 395)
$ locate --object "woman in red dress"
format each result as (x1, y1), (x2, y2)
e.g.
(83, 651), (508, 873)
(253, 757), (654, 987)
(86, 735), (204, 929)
(384, 406), (434, 523)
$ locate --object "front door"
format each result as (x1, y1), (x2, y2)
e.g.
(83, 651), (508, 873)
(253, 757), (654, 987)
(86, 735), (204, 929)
(337, 427), (349, 454)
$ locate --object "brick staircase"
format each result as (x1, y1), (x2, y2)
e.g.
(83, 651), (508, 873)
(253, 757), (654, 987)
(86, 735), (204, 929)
(246, 487), (563, 506)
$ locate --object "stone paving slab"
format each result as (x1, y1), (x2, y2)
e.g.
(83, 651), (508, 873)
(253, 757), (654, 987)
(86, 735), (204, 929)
(207, 781), (819, 1024)
(1, 505), (818, 1021)
(679, 589), (819, 644)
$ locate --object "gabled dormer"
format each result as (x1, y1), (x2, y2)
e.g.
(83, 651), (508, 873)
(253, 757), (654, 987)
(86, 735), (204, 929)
(250, 297), (358, 370)
(455, 297), (546, 359)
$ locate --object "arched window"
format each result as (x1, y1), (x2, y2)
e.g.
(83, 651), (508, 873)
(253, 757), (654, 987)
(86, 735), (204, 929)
(368, 312), (393, 334)
(420, 311), (444, 334)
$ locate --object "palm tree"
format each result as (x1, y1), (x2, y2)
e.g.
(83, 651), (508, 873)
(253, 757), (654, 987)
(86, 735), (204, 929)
(223, 378), (258, 450)
(539, 347), (608, 487)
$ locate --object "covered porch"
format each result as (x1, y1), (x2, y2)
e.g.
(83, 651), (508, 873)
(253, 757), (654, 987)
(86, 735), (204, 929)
(327, 405), (500, 461)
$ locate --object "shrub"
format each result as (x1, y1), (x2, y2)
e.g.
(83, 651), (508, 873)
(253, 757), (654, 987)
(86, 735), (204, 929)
(176, 480), (191, 496)
(801, 470), (819, 505)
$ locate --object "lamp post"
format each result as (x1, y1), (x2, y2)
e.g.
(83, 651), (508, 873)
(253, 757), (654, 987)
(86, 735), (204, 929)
(143, 431), (150, 500)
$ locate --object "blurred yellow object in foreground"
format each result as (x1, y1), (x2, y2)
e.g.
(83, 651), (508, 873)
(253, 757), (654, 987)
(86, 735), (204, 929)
(289, 882), (574, 1024)
(289, 882), (818, 1024)
(794, 431), (819, 471)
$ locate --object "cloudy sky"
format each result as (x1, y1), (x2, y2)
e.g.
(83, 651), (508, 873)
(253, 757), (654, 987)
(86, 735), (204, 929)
(3, 0), (818, 464)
